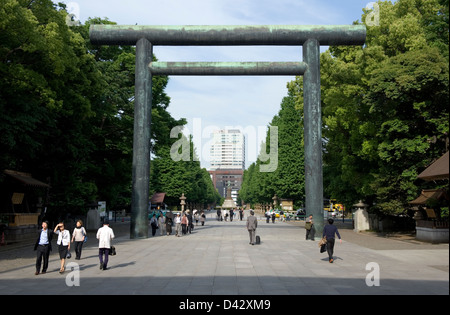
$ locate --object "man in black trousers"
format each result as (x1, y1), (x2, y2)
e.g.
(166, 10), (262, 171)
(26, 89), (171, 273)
(34, 221), (54, 275)
(322, 218), (342, 263)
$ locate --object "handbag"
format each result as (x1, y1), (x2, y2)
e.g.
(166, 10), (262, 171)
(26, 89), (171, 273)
(110, 245), (116, 256)
(305, 222), (312, 230)
(66, 250), (72, 259)
(318, 237), (327, 253)
(318, 236), (327, 246)
(82, 228), (88, 243)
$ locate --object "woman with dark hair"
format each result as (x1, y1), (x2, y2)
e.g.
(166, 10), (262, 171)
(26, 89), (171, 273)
(72, 220), (86, 260)
(322, 219), (342, 263)
(54, 222), (71, 273)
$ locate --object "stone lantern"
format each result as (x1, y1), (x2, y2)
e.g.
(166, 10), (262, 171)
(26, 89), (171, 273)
(353, 200), (369, 232)
(180, 193), (186, 212)
(272, 194), (279, 209)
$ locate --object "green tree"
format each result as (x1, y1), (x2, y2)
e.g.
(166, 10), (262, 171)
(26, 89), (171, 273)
(150, 133), (220, 208)
(289, 0), (449, 215)
(240, 89), (305, 207)
(0, 0), (103, 211)
(0, 1), (195, 216)
(272, 91), (305, 203)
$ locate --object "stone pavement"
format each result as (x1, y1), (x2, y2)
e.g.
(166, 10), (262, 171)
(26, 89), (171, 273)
(0, 211), (448, 295)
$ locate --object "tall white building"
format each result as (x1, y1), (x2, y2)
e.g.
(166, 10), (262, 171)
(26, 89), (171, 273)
(210, 129), (245, 170)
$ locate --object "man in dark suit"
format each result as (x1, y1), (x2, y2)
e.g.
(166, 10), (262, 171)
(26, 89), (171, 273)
(34, 221), (53, 275)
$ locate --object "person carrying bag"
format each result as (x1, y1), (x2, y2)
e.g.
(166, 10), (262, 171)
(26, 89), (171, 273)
(96, 220), (115, 270)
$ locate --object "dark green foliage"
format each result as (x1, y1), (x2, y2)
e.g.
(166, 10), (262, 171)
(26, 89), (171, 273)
(0, 0), (218, 214)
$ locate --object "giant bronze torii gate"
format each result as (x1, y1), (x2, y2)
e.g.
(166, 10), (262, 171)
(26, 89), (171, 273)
(90, 25), (366, 239)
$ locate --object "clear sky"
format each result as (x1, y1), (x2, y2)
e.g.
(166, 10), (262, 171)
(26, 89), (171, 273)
(56, 0), (374, 169)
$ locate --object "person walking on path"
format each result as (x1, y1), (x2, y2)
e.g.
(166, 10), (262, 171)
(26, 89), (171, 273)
(158, 213), (166, 236)
(181, 212), (188, 235)
(96, 220), (115, 270)
(305, 215), (314, 240)
(200, 211), (206, 226)
(150, 214), (158, 237)
(34, 221), (54, 275)
(322, 218), (342, 263)
(216, 209), (222, 221)
(194, 212), (199, 226)
(166, 210), (173, 236)
(246, 210), (258, 245)
(175, 213), (182, 237)
(54, 222), (70, 274)
(71, 220), (86, 260)
(239, 209), (244, 221)
(187, 210), (193, 234)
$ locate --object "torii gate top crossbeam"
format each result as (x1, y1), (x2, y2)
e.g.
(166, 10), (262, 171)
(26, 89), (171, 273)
(90, 25), (366, 46)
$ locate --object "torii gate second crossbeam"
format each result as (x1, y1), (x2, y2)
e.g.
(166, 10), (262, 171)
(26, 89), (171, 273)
(90, 25), (366, 239)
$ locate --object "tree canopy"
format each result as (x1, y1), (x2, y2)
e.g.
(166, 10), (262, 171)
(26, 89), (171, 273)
(0, 0), (219, 215)
(240, 0), (448, 217)
(290, 0), (449, 215)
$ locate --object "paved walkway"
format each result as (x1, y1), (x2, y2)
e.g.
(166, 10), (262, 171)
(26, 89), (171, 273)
(0, 211), (448, 295)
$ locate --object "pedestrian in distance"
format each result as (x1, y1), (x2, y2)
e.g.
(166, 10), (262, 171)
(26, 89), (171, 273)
(322, 218), (342, 263)
(96, 220), (115, 270)
(194, 212), (199, 226)
(175, 213), (182, 237)
(216, 209), (222, 221)
(54, 222), (70, 274)
(181, 212), (188, 235)
(34, 221), (54, 275)
(271, 212), (276, 224)
(265, 210), (270, 223)
(187, 210), (193, 233)
(200, 211), (206, 226)
(246, 210), (258, 245)
(150, 213), (158, 236)
(305, 215), (314, 241)
(166, 210), (173, 236)
(239, 209), (244, 221)
(158, 213), (166, 236)
(71, 220), (87, 260)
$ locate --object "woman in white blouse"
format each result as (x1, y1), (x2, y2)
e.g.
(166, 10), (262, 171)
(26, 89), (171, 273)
(54, 222), (71, 273)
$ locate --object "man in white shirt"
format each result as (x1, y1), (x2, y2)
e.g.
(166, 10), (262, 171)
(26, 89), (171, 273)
(174, 213), (182, 237)
(96, 220), (115, 270)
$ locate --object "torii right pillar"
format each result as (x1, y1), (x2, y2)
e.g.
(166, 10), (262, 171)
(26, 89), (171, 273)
(303, 38), (324, 239)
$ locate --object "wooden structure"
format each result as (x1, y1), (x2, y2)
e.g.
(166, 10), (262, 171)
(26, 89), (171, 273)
(1, 170), (50, 243)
